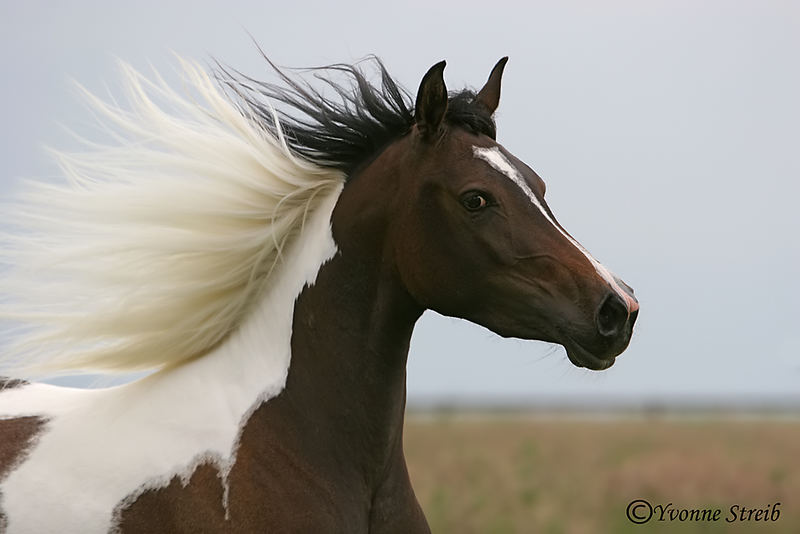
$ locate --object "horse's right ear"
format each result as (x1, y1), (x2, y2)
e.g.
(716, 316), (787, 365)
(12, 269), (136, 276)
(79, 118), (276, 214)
(414, 60), (448, 139)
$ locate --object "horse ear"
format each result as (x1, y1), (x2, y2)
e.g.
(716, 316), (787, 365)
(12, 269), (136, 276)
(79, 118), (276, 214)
(414, 60), (448, 138)
(476, 57), (509, 114)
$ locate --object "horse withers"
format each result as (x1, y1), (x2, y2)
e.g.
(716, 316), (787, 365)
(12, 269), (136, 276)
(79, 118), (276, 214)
(0, 55), (637, 533)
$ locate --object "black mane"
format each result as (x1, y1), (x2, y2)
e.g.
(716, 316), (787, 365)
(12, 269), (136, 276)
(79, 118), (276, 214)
(218, 56), (497, 175)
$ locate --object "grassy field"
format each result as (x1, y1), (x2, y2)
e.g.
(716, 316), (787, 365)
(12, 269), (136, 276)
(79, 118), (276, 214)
(403, 414), (800, 533)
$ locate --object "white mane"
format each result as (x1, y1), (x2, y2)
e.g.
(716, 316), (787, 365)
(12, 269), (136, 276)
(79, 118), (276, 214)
(0, 59), (345, 376)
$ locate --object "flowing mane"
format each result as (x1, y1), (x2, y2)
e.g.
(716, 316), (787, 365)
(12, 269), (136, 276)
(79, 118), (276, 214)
(0, 56), (499, 377)
(0, 59), (349, 375)
(219, 56), (497, 174)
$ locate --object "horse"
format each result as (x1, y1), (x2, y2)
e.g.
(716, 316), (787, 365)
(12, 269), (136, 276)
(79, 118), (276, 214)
(0, 54), (638, 533)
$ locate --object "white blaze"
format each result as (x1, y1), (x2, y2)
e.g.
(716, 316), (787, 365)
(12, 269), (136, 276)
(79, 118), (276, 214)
(472, 145), (636, 311)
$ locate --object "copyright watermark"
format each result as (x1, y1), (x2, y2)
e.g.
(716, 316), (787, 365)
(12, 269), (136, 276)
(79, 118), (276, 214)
(626, 500), (781, 524)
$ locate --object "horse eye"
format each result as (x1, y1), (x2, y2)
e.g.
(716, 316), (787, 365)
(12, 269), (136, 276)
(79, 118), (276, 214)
(461, 192), (489, 211)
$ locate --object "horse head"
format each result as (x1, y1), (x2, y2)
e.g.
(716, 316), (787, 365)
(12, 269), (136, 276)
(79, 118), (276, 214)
(336, 58), (638, 370)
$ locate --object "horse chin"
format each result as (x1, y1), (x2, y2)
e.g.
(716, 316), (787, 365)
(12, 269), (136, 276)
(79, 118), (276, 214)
(562, 338), (617, 371)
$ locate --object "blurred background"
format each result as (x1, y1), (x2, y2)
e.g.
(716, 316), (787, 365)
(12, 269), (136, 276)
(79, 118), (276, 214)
(2, 1), (799, 532)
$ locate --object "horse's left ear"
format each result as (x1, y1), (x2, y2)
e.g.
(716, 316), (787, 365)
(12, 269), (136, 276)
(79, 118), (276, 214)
(476, 57), (509, 114)
(415, 60), (448, 139)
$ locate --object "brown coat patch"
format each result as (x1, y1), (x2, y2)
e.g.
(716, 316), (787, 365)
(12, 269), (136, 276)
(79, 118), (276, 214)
(113, 463), (228, 533)
(0, 416), (47, 531)
(114, 401), (367, 533)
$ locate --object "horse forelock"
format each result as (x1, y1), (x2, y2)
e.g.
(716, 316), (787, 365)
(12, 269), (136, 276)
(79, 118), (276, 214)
(221, 55), (498, 176)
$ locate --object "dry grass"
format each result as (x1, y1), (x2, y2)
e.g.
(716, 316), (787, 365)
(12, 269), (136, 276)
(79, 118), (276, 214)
(403, 414), (800, 533)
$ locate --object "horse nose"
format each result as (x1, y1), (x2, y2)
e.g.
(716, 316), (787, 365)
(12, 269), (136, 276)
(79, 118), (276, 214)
(595, 292), (634, 338)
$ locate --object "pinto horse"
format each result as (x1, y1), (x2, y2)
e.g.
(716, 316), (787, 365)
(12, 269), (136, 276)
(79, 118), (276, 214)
(0, 55), (638, 533)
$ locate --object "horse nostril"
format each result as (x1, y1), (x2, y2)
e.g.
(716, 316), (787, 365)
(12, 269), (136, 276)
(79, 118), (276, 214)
(596, 293), (628, 338)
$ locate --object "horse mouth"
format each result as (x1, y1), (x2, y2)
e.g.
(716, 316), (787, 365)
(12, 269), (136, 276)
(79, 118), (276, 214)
(563, 338), (616, 371)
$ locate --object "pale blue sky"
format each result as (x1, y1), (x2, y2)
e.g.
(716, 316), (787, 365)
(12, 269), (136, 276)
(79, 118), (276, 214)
(1, 1), (798, 405)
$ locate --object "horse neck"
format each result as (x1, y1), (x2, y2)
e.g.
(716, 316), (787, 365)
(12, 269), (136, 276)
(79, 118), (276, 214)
(289, 250), (420, 452)
(242, 156), (423, 487)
